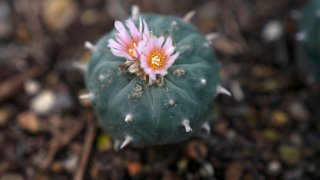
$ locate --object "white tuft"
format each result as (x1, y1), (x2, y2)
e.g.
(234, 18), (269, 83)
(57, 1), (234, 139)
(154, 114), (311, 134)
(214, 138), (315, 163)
(217, 85), (231, 96)
(79, 93), (94, 100)
(181, 119), (192, 132)
(171, 21), (177, 27)
(205, 32), (220, 41)
(113, 139), (121, 151)
(72, 62), (87, 72)
(200, 78), (207, 85)
(202, 122), (211, 134)
(131, 5), (140, 21)
(183, 10), (196, 22)
(168, 99), (175, 106)
(120, 135), (133, 149)
(84, 41), (96, 52)
(125, 114), (133, 122)
(98, 74), (105, 81)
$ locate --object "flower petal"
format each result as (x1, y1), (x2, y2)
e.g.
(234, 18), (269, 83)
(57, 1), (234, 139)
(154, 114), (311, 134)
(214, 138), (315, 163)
(163, 37), (173, 53)
(115, 21), (132, 44)
(126, 19), (140, 42)
(156, 36), (165, 47)
(108, 39), (125, 51)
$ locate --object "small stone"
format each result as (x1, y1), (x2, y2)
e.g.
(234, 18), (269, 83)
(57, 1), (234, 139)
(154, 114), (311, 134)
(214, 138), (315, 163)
(186, 140), (208, 160)
(263, 129), (280, 142)
(96, 133), (112, 151)
(272, 110), (289, 127)
(290, 133), (302, 146)
(30, 90), (55, 115)
(51, 161), (63, 173)
(80, 9), (99, 26)
(42, 0), (78, 31)
(177, 158), (188, 173)
(199, 162), (215, 178)
(230, 81), (244, 101)
(262, 20), (283, 42)
(127, 161), (142, 177)
(0, 108), (9, 126)
(17, 111), (41, 133)
(279, 144), (301, 165)
(225, 161), (244, 180)
(226, 129), (237, 140)
(53, 90), (74, 112)
(213, 121), (227, 137)
(268, 161), (281, 174)
(24, 79), (40, 95)
(263, 80), (279, 91)
(288, 101), (310, 122)
(63, 154), (78, 172)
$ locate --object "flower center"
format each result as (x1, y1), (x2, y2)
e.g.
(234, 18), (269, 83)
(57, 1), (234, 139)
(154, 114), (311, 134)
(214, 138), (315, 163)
(128, 43), (137, 59)
(148, 50), (166, 69)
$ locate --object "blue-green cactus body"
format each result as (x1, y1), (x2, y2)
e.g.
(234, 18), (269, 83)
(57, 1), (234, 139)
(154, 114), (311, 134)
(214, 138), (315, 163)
(299, 0), (320, 80)
(86, 14), (220, 146)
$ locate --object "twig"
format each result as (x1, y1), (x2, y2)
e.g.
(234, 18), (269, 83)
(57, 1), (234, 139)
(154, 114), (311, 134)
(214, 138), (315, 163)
(74, 119), (96, 180)
(0, 66), (42, 102)
(39, 115), (86, 169)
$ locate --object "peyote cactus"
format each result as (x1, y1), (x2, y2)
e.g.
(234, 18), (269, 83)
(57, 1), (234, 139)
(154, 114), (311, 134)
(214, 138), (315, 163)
(82, 11), (230, 148)
(299, 0), (320, 81)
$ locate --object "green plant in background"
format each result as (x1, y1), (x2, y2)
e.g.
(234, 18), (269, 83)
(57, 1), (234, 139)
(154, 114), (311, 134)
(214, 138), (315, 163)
(299, 0), (320, 81)
(81, 7), (230, 149)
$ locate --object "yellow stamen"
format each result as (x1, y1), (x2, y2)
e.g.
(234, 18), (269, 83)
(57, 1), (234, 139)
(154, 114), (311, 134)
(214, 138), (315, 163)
(148, 50), (166, 69)
(128, 43), (137, 59)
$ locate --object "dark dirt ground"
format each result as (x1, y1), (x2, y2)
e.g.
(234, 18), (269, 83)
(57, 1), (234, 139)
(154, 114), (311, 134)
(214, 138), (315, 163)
(0, 0), (320, 179)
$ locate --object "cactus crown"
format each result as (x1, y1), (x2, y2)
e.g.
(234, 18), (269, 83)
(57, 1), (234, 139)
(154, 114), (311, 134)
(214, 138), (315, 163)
(86, 14), (222, 147)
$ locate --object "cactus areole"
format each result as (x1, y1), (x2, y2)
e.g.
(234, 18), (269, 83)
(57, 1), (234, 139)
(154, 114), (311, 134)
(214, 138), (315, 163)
(86, 14), (220, 147)
(299, 0), (320, 80)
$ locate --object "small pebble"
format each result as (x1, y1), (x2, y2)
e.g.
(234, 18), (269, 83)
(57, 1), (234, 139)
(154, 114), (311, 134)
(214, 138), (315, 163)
(177, 158), (188, 173)
(230, 81), (245, 101)
(127, 161), (142, 177)
(42, 0), (78, 31)
(0, 108), (9, 126)
(262, 20), (283, 42)
(17, 111), (41, 133)
(53, 90), (74, 112)
(30, 90), (55, 115)
(80, 10), (99, 25)
(272, 110), (288, 127)
(199, 162), (215, 178)
(96, 133), (112, 151)
(268, 161), (281, 174)
(288, 101), (310, 122)
(290, 133), (302, 146)
(226, 129), (237, 140)
(24, 79), (40, 95)
(63, 154), (78, 172)
(279, 144), (301, 165)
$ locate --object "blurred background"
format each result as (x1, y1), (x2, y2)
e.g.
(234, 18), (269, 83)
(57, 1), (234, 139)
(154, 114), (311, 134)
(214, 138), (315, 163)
(0, 0), (319, 179)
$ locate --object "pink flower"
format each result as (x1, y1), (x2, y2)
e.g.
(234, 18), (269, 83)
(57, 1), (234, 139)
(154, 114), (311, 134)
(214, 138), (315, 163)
(138, 35), (179, 80)
(108, 18), (149, 60)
